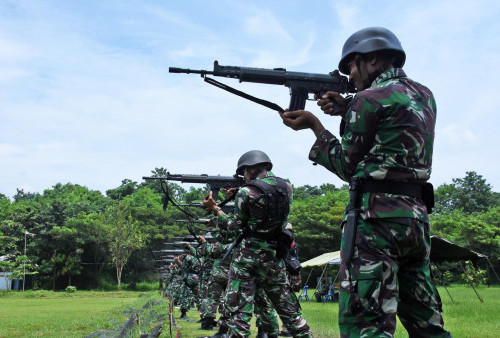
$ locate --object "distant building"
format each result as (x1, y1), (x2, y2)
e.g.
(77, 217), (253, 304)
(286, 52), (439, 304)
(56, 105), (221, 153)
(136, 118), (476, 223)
(0, 271), (20, 290)
(0, 256), (21, 290)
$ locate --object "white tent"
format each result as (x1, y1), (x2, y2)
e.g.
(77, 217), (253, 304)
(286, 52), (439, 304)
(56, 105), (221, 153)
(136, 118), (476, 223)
(301, 251), (340, 268)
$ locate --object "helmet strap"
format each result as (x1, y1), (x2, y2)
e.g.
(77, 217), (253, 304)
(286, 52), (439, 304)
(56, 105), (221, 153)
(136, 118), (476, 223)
(354, 54), (372, 88)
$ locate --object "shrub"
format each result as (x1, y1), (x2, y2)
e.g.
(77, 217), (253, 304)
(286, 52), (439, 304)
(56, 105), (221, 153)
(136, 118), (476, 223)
(65, 285), (77, 293)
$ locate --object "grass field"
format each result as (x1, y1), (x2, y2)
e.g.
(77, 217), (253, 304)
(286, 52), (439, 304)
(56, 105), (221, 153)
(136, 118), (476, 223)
(0, 290), (158, 337)
(1, 285), (499, 337)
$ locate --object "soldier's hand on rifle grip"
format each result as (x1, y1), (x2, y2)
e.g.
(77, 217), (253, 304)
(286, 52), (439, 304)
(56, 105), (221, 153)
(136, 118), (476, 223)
(198, 236), (206, 243)
(317, 91), (347, 117)
(223, 187), (238, 197)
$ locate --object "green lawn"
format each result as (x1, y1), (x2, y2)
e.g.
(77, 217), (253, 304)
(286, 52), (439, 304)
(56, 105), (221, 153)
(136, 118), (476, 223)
(175, 285), (500, 337)
(0, 290), (150, 337)
(0, 286), (499, 337)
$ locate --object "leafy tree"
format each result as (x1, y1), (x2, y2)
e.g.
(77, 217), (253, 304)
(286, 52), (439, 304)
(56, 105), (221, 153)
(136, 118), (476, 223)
(293, 184), (325, 200)
(106, 179), (138, 200)
(434, 171), (498, 214)
(0, 196), (11, 221)
(461, 261), (487, 287)
(48, 225), (84, 286)
(0, 220), (22, 290)
(106, 200), (145, 289)
(13, 189), (40, 202)
(289, 185), (348, 261)
(66, 212), (111, 288)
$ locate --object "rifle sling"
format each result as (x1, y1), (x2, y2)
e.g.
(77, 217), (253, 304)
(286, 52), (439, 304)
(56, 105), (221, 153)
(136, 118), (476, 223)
(204, 76), (285, 113)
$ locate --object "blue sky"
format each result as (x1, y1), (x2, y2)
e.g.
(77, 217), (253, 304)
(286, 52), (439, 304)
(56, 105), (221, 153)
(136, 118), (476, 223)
(1, 0), (499, 198)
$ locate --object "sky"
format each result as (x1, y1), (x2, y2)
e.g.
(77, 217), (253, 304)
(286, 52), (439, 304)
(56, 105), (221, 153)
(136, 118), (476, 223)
(1, 0), (500, 199)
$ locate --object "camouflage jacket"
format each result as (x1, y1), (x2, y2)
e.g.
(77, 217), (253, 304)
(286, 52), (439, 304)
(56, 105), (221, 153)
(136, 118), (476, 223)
(309, 68), (435, 222)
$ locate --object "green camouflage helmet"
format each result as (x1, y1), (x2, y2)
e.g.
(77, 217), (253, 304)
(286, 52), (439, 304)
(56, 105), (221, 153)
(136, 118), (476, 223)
(338, 27), (406, 75)
(236, 150), (272, 176)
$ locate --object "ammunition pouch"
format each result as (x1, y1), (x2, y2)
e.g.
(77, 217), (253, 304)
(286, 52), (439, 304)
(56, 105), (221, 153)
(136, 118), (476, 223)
(284, 243), (302, 276)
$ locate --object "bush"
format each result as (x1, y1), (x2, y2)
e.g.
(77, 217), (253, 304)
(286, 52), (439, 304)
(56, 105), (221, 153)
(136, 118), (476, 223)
(134, 282), (159, 291)
(65, 285), (77, 293)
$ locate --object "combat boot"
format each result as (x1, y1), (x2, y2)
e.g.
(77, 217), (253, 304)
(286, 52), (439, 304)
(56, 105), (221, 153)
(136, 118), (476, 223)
(278, 328), (292, 337)
(211, 323), (228, 338)
(198, 317), (215, 330)
(179, 309), (187, 319)
(256, 326), (268, 338)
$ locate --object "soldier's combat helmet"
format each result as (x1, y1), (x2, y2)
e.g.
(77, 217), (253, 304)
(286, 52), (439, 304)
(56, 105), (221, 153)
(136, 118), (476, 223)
(236, 150), (273, 176)
(338, 27), (406, 75)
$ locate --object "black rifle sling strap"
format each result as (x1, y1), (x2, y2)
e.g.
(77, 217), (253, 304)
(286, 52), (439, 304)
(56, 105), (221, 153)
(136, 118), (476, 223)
(204, 76), (285, 113)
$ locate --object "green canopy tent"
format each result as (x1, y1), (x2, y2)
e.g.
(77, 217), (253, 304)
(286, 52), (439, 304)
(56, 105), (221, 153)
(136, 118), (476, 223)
(429, 235), (498, 302)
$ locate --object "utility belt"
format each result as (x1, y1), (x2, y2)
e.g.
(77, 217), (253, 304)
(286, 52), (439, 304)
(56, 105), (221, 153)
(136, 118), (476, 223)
(248, 229), (293, 259)
(343, 177), (435, 266)
(248, 230), (278, 243)
(357, 179), (434, 213)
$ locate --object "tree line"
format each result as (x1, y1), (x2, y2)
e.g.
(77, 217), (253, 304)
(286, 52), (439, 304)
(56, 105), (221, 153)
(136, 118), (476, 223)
(1, 170), (499, 290)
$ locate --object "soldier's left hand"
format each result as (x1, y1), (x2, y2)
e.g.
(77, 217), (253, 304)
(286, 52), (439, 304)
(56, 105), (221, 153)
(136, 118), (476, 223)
(203, 191), (218, 211)
(281, 109), (325, 135)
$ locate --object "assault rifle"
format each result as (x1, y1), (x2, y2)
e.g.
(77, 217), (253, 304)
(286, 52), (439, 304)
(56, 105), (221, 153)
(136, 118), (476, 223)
(143, 172), (244, 202)
(169, 60), (356, 115)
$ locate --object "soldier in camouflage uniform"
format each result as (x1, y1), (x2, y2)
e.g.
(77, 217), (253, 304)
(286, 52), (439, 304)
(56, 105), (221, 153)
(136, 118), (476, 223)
(203, 150), (312, 338)
(174, 251), (200, 320)
(281, 27), (451, 337)
(201, 205), (279, 337)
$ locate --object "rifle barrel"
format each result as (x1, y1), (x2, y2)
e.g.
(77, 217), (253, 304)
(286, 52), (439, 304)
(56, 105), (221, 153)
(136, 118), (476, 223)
(168, 67), (214, 75)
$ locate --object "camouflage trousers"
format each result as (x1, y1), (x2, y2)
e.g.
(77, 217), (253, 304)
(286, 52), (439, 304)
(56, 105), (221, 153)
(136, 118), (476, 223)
(203, 273), (228, 320)
(199, 270), (212, 317)
(179, 282), (194, 311)
(225, 239), (312, 338)
(339, 217), (451, 337)
(254, 287), (280, 335)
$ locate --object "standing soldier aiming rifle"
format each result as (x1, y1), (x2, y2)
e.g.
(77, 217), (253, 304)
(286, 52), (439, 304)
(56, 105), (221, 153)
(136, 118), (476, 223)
(280, 27), (451, 337)
(203, 150), (312, 338)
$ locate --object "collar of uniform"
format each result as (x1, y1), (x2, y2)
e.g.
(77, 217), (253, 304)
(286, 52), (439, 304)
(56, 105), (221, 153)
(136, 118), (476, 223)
(372, 67), (406, 86)
(255, 170), (275, 180)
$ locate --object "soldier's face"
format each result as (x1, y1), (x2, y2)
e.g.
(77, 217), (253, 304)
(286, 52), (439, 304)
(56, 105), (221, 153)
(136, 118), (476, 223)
(243, 167), (251, 182)
(347, 60), (364, 91)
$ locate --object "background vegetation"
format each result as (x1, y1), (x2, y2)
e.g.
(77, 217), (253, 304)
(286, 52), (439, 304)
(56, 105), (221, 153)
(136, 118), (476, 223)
(1, 170), (499, 290)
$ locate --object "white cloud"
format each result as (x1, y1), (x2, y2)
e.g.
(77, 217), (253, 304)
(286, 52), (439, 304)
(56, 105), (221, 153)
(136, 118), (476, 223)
(245, 12), (293, 41)
(439, 124), (477, 148)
